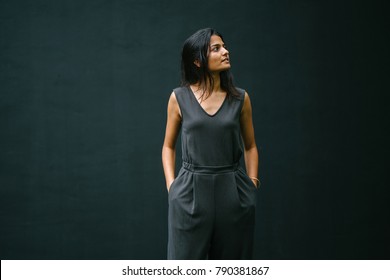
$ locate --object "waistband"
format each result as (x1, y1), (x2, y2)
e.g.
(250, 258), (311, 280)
(182, 162), (239, 174)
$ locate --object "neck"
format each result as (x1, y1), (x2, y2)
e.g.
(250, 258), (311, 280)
(195, 72), (221, 94)
(210, 72), (221, 93)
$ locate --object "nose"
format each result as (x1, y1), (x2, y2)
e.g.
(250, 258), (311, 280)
(222, 46), (229, 55)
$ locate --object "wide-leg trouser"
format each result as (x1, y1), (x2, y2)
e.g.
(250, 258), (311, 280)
(167, 162), (257, 260)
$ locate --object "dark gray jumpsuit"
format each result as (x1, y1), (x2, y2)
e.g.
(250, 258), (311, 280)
(167, 86), (257, 260)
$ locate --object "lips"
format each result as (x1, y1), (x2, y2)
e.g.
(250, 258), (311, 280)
(222, 57), (230, 63)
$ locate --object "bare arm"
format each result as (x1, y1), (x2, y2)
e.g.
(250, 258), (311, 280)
(162, 92), (182, 191)
(240, 92), (259, 188)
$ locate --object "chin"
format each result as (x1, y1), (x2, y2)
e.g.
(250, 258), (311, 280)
(211, 66), (231, 73)
(219, 65), (231, 71)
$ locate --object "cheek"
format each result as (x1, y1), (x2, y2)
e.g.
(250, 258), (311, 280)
(208, 55), (219, 66)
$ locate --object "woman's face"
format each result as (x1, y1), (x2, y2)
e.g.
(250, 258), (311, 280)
(206, 35), (230, 73)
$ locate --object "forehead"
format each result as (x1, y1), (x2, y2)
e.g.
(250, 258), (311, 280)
(209, 35), (224, 46)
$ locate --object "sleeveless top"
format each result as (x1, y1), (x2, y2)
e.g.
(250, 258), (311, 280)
(174, 86), (246, 167)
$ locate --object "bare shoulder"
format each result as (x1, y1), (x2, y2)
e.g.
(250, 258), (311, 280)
(168, 91), (181, 117)
(169, 91), (178, 102)
(241, 91), (253, 114)
(244, 91), (250, 100)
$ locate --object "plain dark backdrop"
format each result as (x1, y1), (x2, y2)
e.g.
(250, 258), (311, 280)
(1, 0), (388, 259)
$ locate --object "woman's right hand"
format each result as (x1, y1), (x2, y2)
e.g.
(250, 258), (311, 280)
(167, 179), (175, 192)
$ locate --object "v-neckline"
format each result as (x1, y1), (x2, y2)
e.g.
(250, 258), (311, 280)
(187, 86), (227, 117)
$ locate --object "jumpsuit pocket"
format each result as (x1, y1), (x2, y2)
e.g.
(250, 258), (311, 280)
(235, 167), (257, 208)
(168, 168), (185, 195)
(168, 169), (196, 215)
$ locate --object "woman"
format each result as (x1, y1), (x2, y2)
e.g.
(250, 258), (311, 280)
(162, 28), (259, 260)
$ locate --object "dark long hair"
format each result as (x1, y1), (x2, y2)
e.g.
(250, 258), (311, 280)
(181, 28), (240, 101)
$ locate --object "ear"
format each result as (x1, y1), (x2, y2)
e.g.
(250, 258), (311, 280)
(193, 59), (201, 68)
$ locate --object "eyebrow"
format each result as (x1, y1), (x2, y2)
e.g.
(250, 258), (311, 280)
(210, 43), (225, 47)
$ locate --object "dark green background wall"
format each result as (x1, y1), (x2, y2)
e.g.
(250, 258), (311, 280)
(1, 0), (388, 259)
